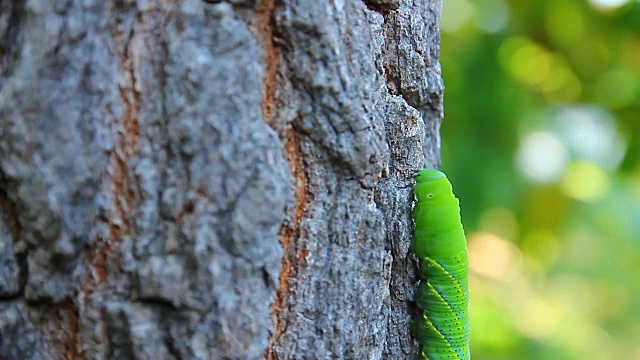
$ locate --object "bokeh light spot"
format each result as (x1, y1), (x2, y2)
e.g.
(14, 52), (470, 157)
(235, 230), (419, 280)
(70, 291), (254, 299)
(588, 0), (631, 10)
(540, 59), (582, 103)
(468, 232), (520, 279)
(515, 298), (558, 339)
(594, 69), (638, 109)
(554, 105), (626, 171)
(441, 0), (474, 33)
(499, 37), (582, 102)
(475, 0), (510, 33)
(517, 131), (568, 183)
(509, 42), (552, 86)
(560, 161), (610, 201)
(478, 207), (520, 241)
(545, 1), (585, 47)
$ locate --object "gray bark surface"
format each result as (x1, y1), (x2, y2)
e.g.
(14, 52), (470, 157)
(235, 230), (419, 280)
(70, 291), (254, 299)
(0, 0), (443, 359)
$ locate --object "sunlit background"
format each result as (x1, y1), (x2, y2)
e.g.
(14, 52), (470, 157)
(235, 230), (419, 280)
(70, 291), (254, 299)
(439, 0), (640, 359)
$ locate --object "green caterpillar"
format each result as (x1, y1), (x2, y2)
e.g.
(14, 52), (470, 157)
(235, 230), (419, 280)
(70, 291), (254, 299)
(412, 169), (470, 360)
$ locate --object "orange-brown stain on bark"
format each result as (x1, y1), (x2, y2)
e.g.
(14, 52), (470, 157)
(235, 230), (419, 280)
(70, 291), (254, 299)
(254, 0), (280, 126)
(253, 2), (310, 356)
(267, 128), (309, 359)
(76, 21), (142, 358)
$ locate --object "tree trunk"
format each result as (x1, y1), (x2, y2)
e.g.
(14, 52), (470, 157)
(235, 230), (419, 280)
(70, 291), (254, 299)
(0, 0), (443, 358)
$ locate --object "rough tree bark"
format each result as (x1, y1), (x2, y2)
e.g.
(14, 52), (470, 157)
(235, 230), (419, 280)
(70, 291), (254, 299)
(0, 0), (443, 359)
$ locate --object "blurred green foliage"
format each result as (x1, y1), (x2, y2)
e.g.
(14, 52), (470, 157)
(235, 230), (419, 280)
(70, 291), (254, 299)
(439, 0), (640, 359)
